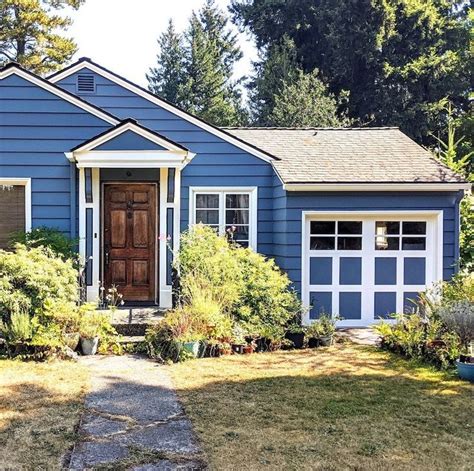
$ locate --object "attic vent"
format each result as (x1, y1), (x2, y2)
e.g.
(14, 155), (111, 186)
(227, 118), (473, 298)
(77, 74), (95, 94)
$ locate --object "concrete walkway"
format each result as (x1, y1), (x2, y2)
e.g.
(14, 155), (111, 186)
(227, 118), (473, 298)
(337, 328), (380, 346)
(68, 355), (205, 470)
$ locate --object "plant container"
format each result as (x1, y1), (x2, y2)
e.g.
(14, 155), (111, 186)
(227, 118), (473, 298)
(231, 343), (245, 354)
(242, 344), (254, 354)
(319, 335), (333, 347)
(81, 336), (99, 355)
(307, 337), (320, 348)
(64, 332), (80, 350)
(456, 360), (474, 382)
(182, 341), (200, 358)
(285, 332), (305, 349)
(255, 337), (272, 352)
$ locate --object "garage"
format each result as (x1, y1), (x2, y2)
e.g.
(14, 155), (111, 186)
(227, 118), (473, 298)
(302, 211), (443, 327)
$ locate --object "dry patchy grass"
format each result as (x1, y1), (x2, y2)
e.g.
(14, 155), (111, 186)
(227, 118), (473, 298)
(168, 344), (474, 471)
(0, 359), (89, 470)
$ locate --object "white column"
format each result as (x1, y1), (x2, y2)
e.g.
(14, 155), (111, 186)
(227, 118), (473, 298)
(87, 168), (100, 301)
(78, 167), (86, 263)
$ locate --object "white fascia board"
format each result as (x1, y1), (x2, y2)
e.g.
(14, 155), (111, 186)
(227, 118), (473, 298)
(49, 62), (276, 164)
(0, 67), (119, 125)
(73, 121), (188, 154)
(74, 151), (187, 168)
(283, 182), (471, 192)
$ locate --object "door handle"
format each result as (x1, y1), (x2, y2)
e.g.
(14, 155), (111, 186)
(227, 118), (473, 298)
(105, 251), (110, 266)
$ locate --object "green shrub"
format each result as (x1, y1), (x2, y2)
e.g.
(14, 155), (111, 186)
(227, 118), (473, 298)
(233, 248), (302, 335)
(0, 244), (78, 323)
(10, 227), (78, 264)
(438, 301), (474, 354)
(306, 314), (337, 339)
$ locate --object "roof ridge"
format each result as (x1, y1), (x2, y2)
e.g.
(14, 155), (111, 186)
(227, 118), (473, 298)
(222, 126), (400, 131)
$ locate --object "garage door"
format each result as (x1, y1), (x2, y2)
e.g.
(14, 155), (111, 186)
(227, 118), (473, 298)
(302, 212), (442, 327)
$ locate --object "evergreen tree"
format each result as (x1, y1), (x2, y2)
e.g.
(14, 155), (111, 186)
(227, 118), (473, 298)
(231, 0), (471, 142)
(148, 0), (245, 125)
(268, 69), (351, 127)
(249, 35), (300, 125)
(0, 0), (85, 75)
(147, 19), (186, 105)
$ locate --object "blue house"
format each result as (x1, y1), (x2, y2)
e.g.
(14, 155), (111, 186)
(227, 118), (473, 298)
(0, 58), (469, 326)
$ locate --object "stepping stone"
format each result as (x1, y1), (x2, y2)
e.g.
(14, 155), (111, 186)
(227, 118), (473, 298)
(133, 460), (204, 470)
(81, 413), (128, 437)
(69, 441), (129, 469)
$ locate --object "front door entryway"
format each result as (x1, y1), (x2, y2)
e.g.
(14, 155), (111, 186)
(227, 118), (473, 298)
(104, 183), (157, 302)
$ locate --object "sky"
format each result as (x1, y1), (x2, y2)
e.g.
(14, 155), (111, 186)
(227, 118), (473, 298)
(65, 0), (258, 87)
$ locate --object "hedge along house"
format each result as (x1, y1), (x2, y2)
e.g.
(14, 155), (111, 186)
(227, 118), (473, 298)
(0, 58), (469, 326)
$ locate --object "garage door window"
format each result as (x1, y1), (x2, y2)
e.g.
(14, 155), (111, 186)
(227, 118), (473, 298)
(375, 221), (426, 251)
(310, 221), (362, 250)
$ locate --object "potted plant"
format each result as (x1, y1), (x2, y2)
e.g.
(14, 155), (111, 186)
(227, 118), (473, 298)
(177, 332), (204, 359)
(285, 323), (306, 349)
(306, 314), (338, 347)
(79, 318), (100, 355)
(438, 301), (474, 382)
(231, 324), (247, 354)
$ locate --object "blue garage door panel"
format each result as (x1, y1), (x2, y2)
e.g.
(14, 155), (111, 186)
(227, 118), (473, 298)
(310, 257), (332, 285)
(375, 257), (397, 285)
(404, 258), (426, 285)
(339, 292), (362, 320)
(339, 257), (362, 285)
(309, 292), (332, 319)
(374, 292), (397, 319)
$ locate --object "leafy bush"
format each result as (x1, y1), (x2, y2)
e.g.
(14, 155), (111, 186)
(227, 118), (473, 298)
(306, 314), (337, 339)
(438, 301), (474, 354)
(0, 244), (78, 323)
(10, 227), (78, 264)
(375, 272), (474, 368)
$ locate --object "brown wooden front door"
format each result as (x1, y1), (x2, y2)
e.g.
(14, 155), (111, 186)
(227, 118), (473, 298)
(103, 183), (157, 302)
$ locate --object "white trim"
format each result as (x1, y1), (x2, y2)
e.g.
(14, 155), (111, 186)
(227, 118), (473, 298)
(0, 67), (118, 125)
(71, 151), (189, 169)
(284, 183), (471, 192)
(0, 178), (31, 232)
(49, 61), (275, 164)
(159, 169), (171, 308)
(301, 210), (444, 327)
(72, 121), (191, 154)
(189, 186), (258, 250)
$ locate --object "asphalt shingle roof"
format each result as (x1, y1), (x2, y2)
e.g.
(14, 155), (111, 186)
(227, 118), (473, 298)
(223, 127), (464, 184)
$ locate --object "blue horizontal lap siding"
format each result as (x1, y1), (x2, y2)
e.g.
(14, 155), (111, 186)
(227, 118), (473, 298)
(0, 73), (111, 235)
(56, 69), (276, 255)
(277, 191), (461, 295)
(94, 130), (167, 151)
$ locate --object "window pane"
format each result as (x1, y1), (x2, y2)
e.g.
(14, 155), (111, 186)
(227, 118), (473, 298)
(0, 185), (25, 249)
(226, 225), (249, 241)
(310, 221), (335, 234)
(196, 194), (219, 209)
(337, 237), (362, 250)
(402, 222), (426, 235)
(375, 236), (399, 250)
(338, 221), (362, 235)
(226, 194), (249, 208)
(195, 209), (219, 225)
(225, 209), (249, 225)
(402, 237), (426, 250)
(310, 237), (335, 250)
(376, 221), (400, 235)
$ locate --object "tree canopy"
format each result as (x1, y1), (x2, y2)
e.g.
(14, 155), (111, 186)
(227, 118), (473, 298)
(231, 0), (472, 142)
(147, 0), (245, 126)
(0, 0), (85, 75)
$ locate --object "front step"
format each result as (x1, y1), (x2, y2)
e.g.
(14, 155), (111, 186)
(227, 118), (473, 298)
(111, 306), (165, 336)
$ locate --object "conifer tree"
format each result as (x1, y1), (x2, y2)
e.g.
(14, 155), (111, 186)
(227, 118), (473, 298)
(146, 19), (186, 106)
(0, 0), (85, 75)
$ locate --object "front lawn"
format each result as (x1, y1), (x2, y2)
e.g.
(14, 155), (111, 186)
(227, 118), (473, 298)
(168, 344), (474, 470)
(0, 360), (89, 470)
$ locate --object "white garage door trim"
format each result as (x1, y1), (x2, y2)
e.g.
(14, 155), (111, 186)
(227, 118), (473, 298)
(301, 210), (443, 327)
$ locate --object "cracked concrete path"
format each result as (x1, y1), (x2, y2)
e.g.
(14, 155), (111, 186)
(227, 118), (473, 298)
(68, 355), (205, 470)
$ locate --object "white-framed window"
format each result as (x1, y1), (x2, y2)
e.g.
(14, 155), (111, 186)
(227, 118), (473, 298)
(375, 221), (427, 251)
(0, 178), (32, 249)
(189, 187), (258, 249)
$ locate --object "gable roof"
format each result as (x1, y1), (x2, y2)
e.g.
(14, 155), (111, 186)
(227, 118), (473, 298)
(71, 118), (190, 154)
(0, 62), (119, 126)
(48, 57), (278, 163)
(224, 127), (469, 190)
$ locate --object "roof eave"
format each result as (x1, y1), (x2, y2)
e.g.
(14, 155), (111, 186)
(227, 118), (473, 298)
(283, 182), (471, 192)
